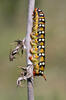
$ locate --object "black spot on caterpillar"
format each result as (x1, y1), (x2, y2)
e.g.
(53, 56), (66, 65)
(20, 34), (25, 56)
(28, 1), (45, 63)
(29, 8), (46, 80)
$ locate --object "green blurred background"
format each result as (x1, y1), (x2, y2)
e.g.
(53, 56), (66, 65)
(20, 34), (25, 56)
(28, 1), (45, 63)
(0, 0), (66, 100)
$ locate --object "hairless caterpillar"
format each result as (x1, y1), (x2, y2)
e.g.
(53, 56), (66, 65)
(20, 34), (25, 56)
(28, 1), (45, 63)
(29, 8), (46, 80)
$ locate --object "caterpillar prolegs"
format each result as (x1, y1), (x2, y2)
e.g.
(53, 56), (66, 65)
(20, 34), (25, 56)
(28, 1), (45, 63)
(29, 8), (46, 80)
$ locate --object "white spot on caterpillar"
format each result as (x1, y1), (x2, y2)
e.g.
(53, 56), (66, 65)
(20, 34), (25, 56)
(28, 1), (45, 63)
(38, 9), (41, 12)
(39, 53), (45, 56)
(42, 19), (45, 21)
(40, 71), (41, 73)
(40, 63), (42, 65)
(39, 24), (45, 27)
(39, 18), (45, 21)
(38, 38), (45, 42)
(39, 24), (42, 27)
(39, 53), (41, 56)
(39, 19), (42, 21)
(42, 31), (44, 33)
(39, 31), (41, 34)
(42, 24), (45, 27)
(42, 53), (45, 56)
(42, 46), (45, 48)
(39, 62), (45, 66)
(40, 13), (44, 16)
(42, 62), (45, 65)
(38, 45), (45, 49)
(41, 72), (43, 74)
(42, 39), (45, 41)
(39, 39), (41, 41)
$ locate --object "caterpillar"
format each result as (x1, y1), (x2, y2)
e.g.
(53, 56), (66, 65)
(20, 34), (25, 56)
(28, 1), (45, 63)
(29, 8), (46, 80)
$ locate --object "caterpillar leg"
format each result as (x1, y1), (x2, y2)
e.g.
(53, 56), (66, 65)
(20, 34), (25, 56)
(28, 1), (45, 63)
(30, 40), (37, 46)
(29, 56), (38, 63)
(30, 33), (38, 39)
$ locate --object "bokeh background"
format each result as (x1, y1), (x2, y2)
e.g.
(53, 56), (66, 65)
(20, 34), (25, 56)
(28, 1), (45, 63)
(0, 0), (66, 100)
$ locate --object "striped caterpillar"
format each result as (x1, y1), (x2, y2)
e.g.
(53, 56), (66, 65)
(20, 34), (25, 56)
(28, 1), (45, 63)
(29, 8), (46, 80)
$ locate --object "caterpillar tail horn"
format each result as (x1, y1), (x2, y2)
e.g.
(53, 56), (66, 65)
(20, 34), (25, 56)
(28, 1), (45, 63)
(43, 74), (47, 81)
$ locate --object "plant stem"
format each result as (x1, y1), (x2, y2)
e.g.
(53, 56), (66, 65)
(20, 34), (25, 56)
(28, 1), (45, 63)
(26, 0), (35, 100)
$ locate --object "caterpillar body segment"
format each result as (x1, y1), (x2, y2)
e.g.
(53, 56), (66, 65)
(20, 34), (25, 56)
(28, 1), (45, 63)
(30, 48), (45, 55)
(29, 8), (46, 80)
(30, 45), (45, 53)
(30, 38), (45, 47)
